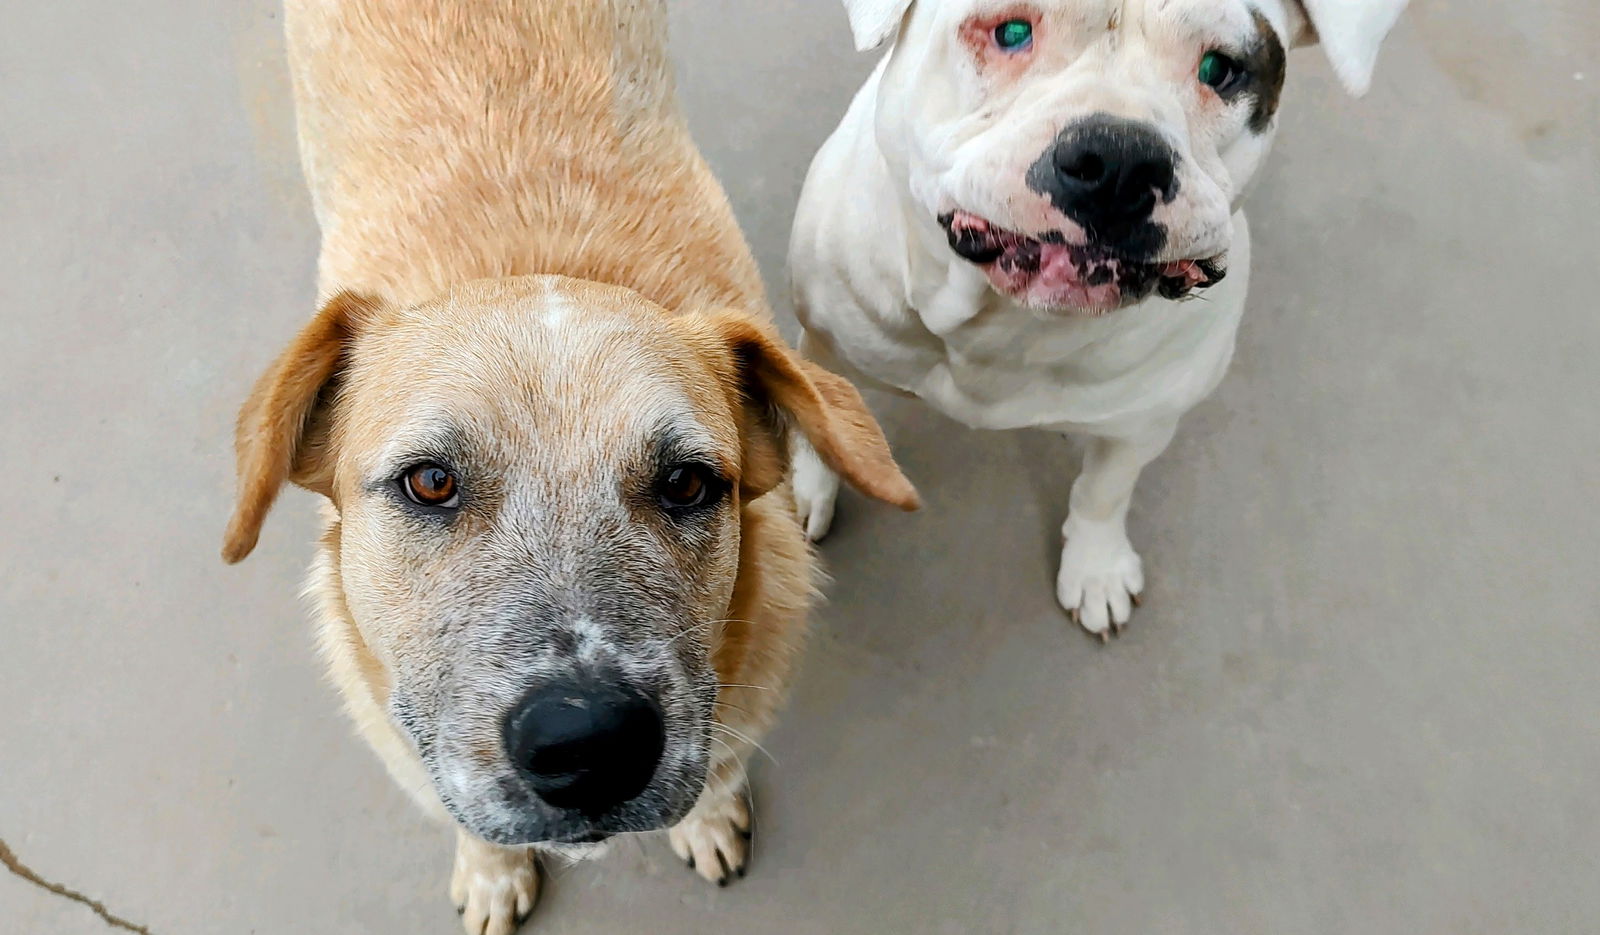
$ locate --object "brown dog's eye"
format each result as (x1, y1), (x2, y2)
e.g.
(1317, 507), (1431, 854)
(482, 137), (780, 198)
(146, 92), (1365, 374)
(657, 464), (717, 510)
(401, 463), (459, 508)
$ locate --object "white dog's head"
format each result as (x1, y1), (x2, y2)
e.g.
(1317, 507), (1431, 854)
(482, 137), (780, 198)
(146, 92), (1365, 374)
(848, 0), (1404, 313)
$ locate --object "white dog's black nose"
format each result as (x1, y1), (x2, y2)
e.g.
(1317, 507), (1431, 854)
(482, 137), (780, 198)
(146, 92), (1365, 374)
(504, 678), (665, 816)
(1029, 114), (1178, 255)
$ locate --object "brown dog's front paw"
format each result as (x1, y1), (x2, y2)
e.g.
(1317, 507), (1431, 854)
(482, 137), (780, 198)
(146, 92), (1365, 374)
(668, 787), (752, 887)
(451, 831), (540, 935)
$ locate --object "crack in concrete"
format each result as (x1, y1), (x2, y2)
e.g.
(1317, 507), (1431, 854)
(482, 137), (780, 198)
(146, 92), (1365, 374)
(0, 836), (154, 934)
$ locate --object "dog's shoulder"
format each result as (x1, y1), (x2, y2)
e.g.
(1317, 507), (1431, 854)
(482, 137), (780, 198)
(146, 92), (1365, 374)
(291, 0), (765, 316)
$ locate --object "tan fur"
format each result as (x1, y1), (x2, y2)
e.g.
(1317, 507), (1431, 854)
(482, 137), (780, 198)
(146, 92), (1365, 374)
(222, 291), (375, 563)
(223, 1), (915, 930)
(286, 0), (762, 312)
(696, 310), (921, 511)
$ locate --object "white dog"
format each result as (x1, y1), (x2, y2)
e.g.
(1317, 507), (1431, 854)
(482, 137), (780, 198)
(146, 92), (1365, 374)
(790, 0), (1406, 637)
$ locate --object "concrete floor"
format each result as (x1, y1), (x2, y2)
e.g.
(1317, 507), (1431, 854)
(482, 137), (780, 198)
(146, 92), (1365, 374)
(3, 1), (1598, 933)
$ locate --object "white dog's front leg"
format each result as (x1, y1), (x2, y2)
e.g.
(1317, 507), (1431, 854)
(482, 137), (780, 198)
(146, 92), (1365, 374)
(1056, 420), (1178, 640)
(789, 330), (844, 540)
(791, 433), (840, 541)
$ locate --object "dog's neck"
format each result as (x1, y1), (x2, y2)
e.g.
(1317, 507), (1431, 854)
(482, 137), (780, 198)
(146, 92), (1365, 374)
(298, 0), (766, 317)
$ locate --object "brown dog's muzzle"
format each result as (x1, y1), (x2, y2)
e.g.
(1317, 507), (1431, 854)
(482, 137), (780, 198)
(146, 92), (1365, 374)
(502, 674), (666, 819)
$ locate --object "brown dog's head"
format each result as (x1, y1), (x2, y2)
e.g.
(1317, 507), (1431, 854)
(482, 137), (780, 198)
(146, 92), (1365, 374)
(223, 275), (916, 845)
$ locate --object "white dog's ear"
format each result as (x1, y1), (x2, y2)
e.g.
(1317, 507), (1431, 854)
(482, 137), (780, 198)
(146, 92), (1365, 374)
(842, 0), (916, 52)
(1287, 0), (1408, 96)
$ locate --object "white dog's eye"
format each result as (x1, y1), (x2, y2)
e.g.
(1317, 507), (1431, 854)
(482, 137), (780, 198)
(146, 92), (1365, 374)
(1198, 51), (1248, 96)
(993, 19), (1033, 51)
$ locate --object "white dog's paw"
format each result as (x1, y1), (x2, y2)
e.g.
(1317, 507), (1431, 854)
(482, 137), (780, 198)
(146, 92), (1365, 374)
(450, 832), (539, 935)
(1056, 516), (1144, 641)
(668, 786), (752, 887)
(791, 437), (839, 541)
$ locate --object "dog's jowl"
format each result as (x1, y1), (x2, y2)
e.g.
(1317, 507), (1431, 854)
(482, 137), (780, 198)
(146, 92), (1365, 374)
(789, 0), (1406, 636)
(222, 2), (916, 933)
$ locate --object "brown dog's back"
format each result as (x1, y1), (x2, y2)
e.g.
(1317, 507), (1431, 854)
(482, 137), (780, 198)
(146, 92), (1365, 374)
(286, 0), (765, 312)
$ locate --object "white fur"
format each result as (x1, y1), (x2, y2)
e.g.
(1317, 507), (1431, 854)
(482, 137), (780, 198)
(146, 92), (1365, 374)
(840, 0), (1406, 92)
(841, 0), (915, 51)
(797, 0), (1397, 634)
(1296, 0), (1409, 95)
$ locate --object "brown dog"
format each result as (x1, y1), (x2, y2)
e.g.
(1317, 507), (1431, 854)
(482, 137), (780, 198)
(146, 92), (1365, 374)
(221, 1), (917, 932)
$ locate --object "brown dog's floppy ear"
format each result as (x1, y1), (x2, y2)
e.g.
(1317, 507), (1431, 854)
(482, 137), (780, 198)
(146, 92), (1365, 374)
(221, 291), (378, 564)
(705, 311), (919, 512)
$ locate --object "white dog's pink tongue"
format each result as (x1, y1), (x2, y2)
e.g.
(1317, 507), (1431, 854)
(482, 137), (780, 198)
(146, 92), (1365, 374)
(1160, 259), (1206, 290)
(948, 211), (991, 236)
(1035, 243), (1122, 312)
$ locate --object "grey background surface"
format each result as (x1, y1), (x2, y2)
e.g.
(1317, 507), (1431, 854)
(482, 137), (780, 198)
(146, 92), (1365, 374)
(2, 1), (1597, 933)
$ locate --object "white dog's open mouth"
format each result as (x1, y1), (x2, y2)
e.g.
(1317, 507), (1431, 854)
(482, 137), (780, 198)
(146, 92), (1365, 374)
(938, 211), (1226, 314)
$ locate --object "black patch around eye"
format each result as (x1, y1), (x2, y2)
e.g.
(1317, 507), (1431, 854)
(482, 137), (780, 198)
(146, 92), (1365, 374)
(1245, 8), (1287, 133)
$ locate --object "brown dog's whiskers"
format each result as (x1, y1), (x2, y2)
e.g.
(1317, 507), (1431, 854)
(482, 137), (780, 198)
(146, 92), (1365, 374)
(712, 698), (755, 719)
(663, 616), (771, 649)
(709, 722), (779, 766)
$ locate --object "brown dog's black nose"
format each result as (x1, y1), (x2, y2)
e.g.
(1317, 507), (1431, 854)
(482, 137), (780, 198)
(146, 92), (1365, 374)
(504, 678), (664, 816)
(1028, 114), (1178, 256)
